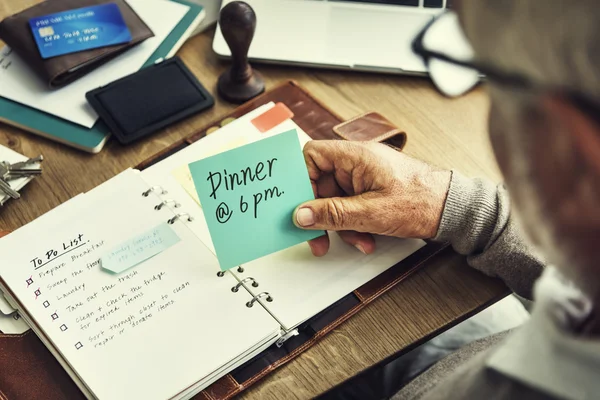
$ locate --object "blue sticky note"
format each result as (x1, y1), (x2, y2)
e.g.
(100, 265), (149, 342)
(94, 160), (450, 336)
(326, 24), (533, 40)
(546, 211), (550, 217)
(29, 3), (132, 59)
(101, 223), (180, 274)
(189, 129), (323, 271)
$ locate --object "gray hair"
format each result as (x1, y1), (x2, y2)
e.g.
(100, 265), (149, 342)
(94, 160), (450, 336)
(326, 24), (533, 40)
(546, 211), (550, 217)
(459, 0), (600, 103)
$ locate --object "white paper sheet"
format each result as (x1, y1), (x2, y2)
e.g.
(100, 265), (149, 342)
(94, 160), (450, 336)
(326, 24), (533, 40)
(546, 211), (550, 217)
(0, 0), (188, 128)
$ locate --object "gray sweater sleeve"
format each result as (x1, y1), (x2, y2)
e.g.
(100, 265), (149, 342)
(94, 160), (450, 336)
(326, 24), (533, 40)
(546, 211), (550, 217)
(433, 171), (545, 299)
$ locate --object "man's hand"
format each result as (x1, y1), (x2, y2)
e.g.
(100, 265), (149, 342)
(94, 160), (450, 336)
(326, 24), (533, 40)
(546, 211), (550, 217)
(293, 140), (451, 256)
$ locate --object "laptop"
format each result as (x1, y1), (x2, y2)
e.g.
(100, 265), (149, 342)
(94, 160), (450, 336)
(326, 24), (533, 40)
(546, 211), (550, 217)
(213, 0), (451, 76)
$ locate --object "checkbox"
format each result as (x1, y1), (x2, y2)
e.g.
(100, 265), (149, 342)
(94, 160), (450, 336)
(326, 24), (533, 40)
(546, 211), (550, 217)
(34, 289), (41, 297)
(51, 313), (59, 320)
(75, 342), (83, 350)
(60, 324), (68, 331)
(26, 277), (33, 286)
(43, 300), (50, 308)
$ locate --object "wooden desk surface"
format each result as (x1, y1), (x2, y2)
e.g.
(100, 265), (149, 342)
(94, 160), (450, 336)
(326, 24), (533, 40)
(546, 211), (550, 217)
(0, 2), (507, 398)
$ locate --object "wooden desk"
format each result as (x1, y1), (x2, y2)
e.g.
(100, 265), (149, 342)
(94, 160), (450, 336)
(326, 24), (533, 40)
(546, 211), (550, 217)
(0, 2), (507, 398)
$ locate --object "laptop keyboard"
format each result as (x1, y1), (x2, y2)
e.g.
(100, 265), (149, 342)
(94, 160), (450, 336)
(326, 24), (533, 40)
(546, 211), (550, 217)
(424, 0), (444, 7)
(329, 0), (447, 8)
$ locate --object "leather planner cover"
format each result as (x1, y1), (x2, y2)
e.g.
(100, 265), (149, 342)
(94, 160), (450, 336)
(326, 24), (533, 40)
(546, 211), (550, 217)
(0, 81), (447, 400)
(0, 0), (154, 88)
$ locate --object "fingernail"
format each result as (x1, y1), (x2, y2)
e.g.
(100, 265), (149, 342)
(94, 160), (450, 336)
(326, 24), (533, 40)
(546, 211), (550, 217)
(355, 244), (367, 255)
(296, 208), (315, 227)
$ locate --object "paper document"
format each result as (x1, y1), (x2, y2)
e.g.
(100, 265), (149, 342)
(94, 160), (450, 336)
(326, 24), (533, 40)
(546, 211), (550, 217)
(0, 0), (188, 128)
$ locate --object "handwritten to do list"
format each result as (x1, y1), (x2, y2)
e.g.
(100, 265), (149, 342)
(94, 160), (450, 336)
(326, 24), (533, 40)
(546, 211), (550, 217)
(189, 129), (323, 270)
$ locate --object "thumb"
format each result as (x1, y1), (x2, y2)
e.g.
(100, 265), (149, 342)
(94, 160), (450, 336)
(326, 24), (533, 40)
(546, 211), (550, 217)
(293, 196), (374, 232)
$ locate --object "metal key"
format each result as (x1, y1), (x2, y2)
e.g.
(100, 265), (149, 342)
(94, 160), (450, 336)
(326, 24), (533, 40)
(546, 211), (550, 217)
(1, 155), (43, 182)
(0, 162), (9, 180)
(4, 168), (43, 180)
(0, 177), (20, 199)
(6, 155), (43, 170)
(0, 155), (43, 199)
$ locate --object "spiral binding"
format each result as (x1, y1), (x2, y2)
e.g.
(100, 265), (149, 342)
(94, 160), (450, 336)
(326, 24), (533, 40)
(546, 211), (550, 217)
(216, 266), (244, 277)
(142, 186), (167, 197)
(168, 213), (193, 224)
(246, 292), (273, 308)
(231, 277), (259, 292)
(154, 199), (181, 210)
(141, 186), (192, 226)
(141, 185), (270, 308)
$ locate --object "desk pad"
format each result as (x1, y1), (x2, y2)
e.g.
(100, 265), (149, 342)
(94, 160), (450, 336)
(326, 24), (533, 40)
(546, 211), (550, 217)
(0, 81), (448, 400)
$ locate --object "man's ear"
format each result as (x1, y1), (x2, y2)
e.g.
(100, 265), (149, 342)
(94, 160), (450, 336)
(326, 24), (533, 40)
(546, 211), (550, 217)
(542, 95), (600, 174)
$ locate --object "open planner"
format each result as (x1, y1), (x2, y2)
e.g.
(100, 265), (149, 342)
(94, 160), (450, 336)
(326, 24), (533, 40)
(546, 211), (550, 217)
(0, 102), (425, 400)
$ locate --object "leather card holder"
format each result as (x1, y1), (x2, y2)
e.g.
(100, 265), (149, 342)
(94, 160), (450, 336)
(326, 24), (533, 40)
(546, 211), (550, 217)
(0, 0), (154, 88)
(333, 111), (407, 150)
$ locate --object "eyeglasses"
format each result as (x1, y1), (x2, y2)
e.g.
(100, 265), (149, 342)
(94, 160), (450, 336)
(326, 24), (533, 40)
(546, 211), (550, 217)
(412, 12), (535, 93)
(411, 11), (600, 123)
(410, 11), (480, 97)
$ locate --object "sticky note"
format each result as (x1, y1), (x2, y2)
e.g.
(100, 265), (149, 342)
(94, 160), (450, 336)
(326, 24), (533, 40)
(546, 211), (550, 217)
(189, 129), (323, 271)
(251, 102), (294, 133)
(101, 223), (180, 274)
(172, 136), (250, 207)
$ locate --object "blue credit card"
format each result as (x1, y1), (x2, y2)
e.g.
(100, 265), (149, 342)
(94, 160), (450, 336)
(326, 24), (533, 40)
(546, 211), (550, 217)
(29, 3), (132, 59)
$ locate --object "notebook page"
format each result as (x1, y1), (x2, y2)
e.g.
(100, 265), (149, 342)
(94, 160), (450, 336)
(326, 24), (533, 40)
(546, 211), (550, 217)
(0, 169), (280, 400)
(233, 234), (426, 330)
(0, 193), (89, 315)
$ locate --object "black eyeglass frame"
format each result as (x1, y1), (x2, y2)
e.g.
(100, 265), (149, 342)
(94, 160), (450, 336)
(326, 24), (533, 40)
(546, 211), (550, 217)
(411, 12), (600, 121)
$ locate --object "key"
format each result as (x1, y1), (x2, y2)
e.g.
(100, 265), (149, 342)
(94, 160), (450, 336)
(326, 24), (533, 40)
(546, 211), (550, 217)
(4, 172), (43, 182)
(0, 163), (9, 180)
(6, 155), (43, 170)
(5, 168), (43, 179)
(0, 178), (20, 199)
(0, 157), (43, 181)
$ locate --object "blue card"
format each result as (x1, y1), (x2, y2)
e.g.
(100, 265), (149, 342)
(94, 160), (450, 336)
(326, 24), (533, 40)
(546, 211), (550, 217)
(189, 129), (324, 271)
(29, 3), (132, 59)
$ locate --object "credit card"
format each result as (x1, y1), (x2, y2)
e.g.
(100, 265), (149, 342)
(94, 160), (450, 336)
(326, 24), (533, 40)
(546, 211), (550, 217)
(29, 3), (132, 59)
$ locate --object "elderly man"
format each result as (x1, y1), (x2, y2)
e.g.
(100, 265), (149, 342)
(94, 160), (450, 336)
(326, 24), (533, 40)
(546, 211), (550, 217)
(293, 0), (600, 399)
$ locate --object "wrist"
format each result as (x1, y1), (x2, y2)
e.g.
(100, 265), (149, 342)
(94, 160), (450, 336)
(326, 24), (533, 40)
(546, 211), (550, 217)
(423, 169), (452, 238)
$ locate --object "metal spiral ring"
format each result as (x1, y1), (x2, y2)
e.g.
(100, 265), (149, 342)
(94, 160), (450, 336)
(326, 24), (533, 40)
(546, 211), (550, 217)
(216, 271), (226, 277)
(167, 213), (193, 224)
(231, 277), (259, 292)
(154, 199), (181, 210)
(142, 186), (167, 197)
(246, 292), (273, 308)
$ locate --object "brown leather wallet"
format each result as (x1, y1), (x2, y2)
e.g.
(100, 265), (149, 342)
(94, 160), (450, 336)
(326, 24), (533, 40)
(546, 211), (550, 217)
(0, 0), (154, 88)
(0, 82), (449, 400)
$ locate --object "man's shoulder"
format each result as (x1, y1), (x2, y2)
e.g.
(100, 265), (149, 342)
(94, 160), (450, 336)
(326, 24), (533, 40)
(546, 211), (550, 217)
(393, 330), (556, 400)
